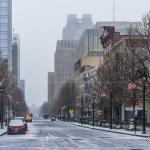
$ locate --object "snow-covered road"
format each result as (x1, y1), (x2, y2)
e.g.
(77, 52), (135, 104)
(0, 120), (149, 150)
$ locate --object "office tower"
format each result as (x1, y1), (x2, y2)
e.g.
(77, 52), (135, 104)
(54, 40), (77, 99)
(62, 14), (93, 40)
(12, 34), (20, 85)
(48, 72), (55, 104)
(19, 80), (25, 97)
(0, 0), (12, 68)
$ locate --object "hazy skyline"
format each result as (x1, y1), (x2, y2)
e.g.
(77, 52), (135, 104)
(12, 0), (150, 106)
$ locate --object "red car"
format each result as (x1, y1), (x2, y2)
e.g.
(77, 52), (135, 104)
(7, 119), (27, 134)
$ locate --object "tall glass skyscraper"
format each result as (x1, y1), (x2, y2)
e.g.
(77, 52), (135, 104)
(0, 0), (12, 68)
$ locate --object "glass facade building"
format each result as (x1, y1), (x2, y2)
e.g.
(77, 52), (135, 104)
(0, 0), (12, 67)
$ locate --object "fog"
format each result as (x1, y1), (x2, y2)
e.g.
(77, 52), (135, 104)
(12, 0), (150, 107)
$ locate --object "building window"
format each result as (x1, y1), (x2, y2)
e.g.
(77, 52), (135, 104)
(0, 2), (8, 7)
(0, 26), (8, 31)
(0, 39), (8, 47)
(0, 18), (8, 23)
(0, 33), (7, 39)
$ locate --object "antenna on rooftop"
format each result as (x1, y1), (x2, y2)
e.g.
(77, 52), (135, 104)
(113, 0), (116, 22)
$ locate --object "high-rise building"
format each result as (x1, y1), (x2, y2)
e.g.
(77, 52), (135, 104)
(62, 14), (93, 40)
(76, 21), (140, 61)
(12, 34), (20, 86)
(48, 72), (55, 104)
(54, 40), (78, 99)
(0, 0), (12, 68)
(19, 80), (25, 98)
(49, 14), (93, 99)
(76, 28), (103, 61)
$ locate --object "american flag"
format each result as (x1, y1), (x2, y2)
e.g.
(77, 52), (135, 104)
(128, 83), (137, 90)
(100, 93), (107, 97)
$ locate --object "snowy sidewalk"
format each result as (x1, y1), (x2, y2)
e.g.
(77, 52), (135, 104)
(0, 127), (7, 136)
(62, 121), (150, 138)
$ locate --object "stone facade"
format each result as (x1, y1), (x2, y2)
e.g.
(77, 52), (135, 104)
(76, 28), (103, 62)
(54, 40), (77, 99)
(48, 72), (55, 104)
(19, 80), (25, 98)
(48, 14), (94, 103)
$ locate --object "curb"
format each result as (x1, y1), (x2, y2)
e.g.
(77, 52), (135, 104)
(0, 131), (6, 136)
(60, 121), (149, 138)
(75, 123), (149, 138)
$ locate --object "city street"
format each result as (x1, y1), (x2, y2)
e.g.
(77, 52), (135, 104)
(0, 120), (150, 150)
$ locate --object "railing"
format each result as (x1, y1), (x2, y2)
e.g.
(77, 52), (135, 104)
(77, 117), (147, 131)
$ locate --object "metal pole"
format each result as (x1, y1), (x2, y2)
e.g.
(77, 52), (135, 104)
(132, 90), (136, 134)
(67, 106), (69, 122)
(110, 91), (113, 129)
(81, 97), (83, 124)
(92, 98), (95, 126)
(88, 104), (90, 124)
(0, 94), (3, 129)
(143, 79), (146, 134)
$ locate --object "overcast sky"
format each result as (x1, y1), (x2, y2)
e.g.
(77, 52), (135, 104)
(12, 0), (150, 107)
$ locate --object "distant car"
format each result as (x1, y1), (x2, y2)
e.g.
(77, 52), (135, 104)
(7, 119), (27, 134)
(51, 117), (56, 121)
(24, 113), (33, 122)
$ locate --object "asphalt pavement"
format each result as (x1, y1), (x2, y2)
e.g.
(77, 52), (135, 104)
(0, 120), (150, 150)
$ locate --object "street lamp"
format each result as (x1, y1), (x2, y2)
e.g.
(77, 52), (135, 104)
(88, 104), (91, 124)
(142, 76), (146, 134)
(136, 66), (147, 134)
(92, 93), (96, 126)
(80, 95), (84, 124)
(110, 89), (113, 129)
(0, 82), (4, 129)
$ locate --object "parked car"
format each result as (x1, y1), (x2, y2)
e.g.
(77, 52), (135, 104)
(51, 117), (56, 121)
(15, 117), (24, 120)
(7, 119), (27, 134)
(15, 117), (28, 131)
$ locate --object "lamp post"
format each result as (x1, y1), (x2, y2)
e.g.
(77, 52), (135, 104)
(92, 93), (96, 126)
(0, 95), (4, 129)
(136, 66), (147, 134)
(88, 104), (91, 124)
(67, 105), (70, 122)
(142, 76), (146, 134)
(80, 95), (83, 124)
(0, 82), (4, 129)
(110, 89), (113, 129)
